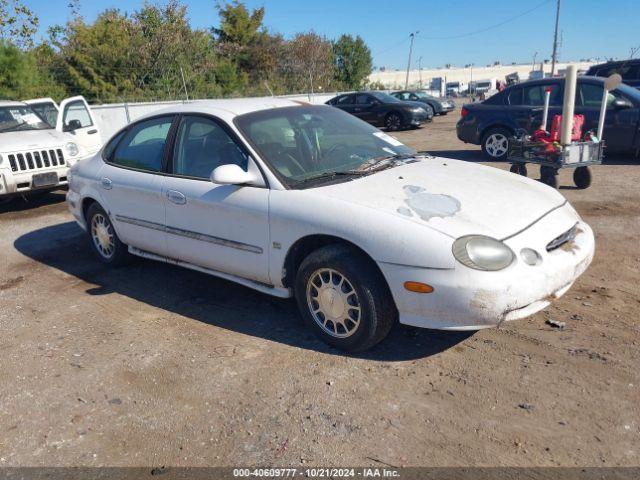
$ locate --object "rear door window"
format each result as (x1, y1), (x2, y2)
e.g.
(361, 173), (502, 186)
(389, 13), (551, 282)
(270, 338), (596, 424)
(111, 116), (174, 172)
(336, 94), (355, 105)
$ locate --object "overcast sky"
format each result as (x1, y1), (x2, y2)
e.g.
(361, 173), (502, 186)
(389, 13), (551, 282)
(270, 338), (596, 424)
(25, 0), (639, 69)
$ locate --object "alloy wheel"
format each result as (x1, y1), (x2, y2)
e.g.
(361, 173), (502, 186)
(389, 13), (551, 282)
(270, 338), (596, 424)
(306, 268), (361, 338)
(91, 213), (115, 259)
(485, 133), (509, 158)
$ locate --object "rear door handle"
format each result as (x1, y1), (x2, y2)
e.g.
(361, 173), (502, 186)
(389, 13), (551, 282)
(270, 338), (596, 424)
(166, 190), (186, 205)
(100, 177), (112, 190)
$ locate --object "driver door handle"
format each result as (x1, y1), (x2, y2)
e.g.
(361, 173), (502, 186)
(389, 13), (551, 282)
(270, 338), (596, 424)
(166, 190), (186, 205)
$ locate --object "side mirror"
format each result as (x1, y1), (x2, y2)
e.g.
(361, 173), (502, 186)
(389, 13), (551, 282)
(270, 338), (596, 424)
(64, 119), (82, 132)
(611, 98), (632, 109)
(210, 164), (261, 186)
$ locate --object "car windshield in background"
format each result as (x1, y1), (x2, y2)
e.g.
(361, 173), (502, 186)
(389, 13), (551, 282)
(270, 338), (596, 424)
(0, 106), (52, 132)
(29, 102), (59, 127)
(235, 105), (415, 187)
(370, 92), (401, 103)
(415, 92), (433, 99)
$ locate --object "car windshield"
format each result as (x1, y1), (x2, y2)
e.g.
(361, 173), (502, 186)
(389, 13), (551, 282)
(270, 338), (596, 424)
(415, 92), (434, 100)
(370, 92), (401, 103)
(615, 82), (640, 102)
(28, 102), (59, 127)
(0, 105), (52, 132)
(235, 105), (415, 188)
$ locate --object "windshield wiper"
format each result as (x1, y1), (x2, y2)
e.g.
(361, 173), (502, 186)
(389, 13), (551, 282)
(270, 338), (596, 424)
(292, 170), (369, 186)
(354, 153), (416, 172)
(0, 121), (27, 133)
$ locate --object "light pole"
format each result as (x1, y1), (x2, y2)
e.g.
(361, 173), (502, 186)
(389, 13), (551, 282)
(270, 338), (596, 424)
(405, 31), (419, 89)
(418, 56), (423, 88)
(532, 51), (538, 73)
(550, 0), (561, 76)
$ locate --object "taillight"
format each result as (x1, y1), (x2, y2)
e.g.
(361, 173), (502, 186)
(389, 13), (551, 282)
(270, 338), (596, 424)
(461, 107), (469, 118)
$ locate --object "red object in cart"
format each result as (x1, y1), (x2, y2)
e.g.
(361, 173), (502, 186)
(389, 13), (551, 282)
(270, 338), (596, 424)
(549, 114), (585, 142)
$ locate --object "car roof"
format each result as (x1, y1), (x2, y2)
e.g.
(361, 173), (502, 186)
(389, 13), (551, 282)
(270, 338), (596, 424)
(0, 100), (27, 107)
(506, 76), (606, 88)
(588, 59), (640, 69)
(137, 97), (304, 122)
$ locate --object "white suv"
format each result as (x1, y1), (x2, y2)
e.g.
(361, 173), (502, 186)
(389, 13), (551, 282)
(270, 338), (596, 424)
(0, 96), (101, 199)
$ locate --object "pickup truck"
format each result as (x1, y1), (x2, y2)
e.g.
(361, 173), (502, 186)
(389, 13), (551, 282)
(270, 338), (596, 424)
(0, 96), (101, 200)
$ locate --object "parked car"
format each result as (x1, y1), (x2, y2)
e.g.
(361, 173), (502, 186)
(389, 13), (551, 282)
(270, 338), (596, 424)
(456, 76), (640, 160)
(67, 99), (594, 352)
(586, 59), (640, 89)
(390, 90), (455, 115)
(326, 91), (432, 130)
(0, 96), (101, 199)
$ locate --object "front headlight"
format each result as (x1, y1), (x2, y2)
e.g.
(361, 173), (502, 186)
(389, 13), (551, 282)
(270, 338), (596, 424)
(411, 107), (427, 113)
(65, 142), (79, 157)
(452, 235), (515, 271)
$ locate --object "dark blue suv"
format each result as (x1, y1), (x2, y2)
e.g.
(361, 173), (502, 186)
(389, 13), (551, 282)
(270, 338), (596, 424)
(456, 76), (640, 160)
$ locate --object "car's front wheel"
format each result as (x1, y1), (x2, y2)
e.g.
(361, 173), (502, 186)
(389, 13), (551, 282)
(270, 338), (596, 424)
(481, 128), (511, 161)
(86, 203), (130, 266)
(384, 112), (403, 131)
(294, 244), (396, 352)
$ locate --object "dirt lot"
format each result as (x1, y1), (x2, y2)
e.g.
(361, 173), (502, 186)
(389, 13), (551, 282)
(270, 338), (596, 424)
(0, 109), (638, 468)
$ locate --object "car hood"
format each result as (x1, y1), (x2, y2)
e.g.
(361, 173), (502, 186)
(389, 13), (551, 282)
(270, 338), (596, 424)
(0, 129), (67, 152)
(402, 101), (431, 110)
(313, 157), (567, 240)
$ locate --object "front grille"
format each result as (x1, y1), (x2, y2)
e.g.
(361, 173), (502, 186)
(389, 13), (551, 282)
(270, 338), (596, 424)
(8, 149), (65, 173)
(546, 224), (578, 252)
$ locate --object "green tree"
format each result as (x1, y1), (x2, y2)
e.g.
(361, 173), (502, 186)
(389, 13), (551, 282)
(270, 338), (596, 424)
(0, 0), (39, 48)
(333, 34), (372, 89)
(0, 41), (65, 99)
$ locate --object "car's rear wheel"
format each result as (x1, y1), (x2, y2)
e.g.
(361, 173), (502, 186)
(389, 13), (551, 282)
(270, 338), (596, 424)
(573, 166), (592, 189)
(481, 128), (511, 161)
(385, 112), (403, 131)
(86, 203), (130, 266)
(294, 244), (396, 352)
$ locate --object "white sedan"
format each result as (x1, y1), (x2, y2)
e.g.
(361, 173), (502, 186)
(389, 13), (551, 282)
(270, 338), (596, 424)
(66, 99), (594, 351)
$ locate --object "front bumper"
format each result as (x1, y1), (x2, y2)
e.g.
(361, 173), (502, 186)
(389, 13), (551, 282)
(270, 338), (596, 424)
(378, 204), (594, 330)
(0, 166), (69, 197)
(409, 110), (432, 125)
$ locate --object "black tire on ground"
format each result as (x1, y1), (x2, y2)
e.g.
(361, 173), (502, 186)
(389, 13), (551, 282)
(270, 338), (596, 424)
(509, 164), (528, 176)
(481, 127), (511, 161)
(294, 244), (397, 352)
(540, 165), (558, 189)
(85, 203), (130, 266)
(573, 166), (592, 189)
(384, 112), (403, 131)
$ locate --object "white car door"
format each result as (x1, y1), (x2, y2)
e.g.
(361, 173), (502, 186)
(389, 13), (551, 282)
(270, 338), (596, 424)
(98, 115), (176, 257)
(56, 96), (102, 157)
(162, 115), (271, 284)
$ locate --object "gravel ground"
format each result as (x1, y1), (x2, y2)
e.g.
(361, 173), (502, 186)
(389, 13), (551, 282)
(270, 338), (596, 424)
(0, 108), (638, 468)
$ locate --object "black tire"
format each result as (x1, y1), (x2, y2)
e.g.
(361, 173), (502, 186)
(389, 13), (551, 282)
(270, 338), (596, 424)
(540, 166), (558, 189)
(509, 163), (528, 176)
(294, 244), (396, 352)
(384, 112), (403, 131)
(481, 127), (511, 161)
(573, 166), (592, 189)
(85, 203), (130, 266)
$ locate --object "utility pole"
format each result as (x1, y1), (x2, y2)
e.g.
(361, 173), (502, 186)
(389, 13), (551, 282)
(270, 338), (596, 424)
(418, 56), (423, 88)
(550, 0), (561, 76)
(532, 51), (538, 73)
(405, 31), (418, 89)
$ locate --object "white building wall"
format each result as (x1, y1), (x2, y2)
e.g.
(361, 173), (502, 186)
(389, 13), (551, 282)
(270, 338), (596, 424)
(368, 61), (596, 90)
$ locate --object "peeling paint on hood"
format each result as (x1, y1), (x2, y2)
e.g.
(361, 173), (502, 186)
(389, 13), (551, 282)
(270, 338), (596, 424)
(314, 156), (567, 240)
(398, 185), (461, 220)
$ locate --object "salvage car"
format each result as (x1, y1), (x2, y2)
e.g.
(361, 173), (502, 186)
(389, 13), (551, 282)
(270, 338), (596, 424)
(456, 76), (640, 160)
(326, 92), (432, 130)
(67, 99), (594, 351)
(0, 96), (101, 199)
(391, 90), (455, 115)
